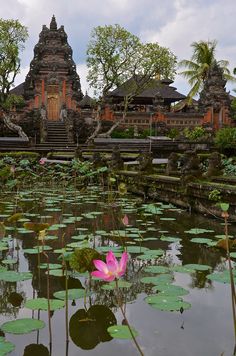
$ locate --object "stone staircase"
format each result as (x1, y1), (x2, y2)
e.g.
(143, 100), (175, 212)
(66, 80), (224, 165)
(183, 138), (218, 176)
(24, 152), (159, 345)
(36, 121), (76, 151)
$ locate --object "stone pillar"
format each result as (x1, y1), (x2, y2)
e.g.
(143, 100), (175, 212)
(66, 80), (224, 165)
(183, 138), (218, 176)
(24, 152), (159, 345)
(41, 79), (45, 105)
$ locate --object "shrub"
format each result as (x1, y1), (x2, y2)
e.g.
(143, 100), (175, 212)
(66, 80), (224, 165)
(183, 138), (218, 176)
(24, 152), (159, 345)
(183, 126), (206, 140)
(214, 128), (236, 151)
(0, 152), (39, 161)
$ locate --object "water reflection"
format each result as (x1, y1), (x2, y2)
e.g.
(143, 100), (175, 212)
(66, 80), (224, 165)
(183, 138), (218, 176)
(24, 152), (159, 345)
(23, 343), (50, 356)
(69, 305), (116, 349)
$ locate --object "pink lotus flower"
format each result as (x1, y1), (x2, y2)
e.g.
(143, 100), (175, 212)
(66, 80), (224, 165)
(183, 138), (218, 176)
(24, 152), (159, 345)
(122, 214), (129, 226)
(91, 250), (128, 282)
(39, 158), (46, 165)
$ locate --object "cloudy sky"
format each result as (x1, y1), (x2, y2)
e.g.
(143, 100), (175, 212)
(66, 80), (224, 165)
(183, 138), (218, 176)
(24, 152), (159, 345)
(1, 0), (236, 96)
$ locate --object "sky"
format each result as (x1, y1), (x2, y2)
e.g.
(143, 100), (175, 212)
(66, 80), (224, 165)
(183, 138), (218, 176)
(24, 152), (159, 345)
(1, 0), (236, 96)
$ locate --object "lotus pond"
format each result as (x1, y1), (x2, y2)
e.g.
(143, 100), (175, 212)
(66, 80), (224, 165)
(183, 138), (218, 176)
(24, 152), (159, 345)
(0, 186), (236, 356)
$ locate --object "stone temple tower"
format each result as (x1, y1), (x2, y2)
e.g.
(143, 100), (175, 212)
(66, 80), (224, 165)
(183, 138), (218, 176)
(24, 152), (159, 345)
(24, 15), (83, 120)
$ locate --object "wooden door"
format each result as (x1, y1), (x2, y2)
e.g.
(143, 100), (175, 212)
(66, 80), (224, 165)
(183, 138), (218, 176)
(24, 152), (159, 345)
(47, 95), (59, 120)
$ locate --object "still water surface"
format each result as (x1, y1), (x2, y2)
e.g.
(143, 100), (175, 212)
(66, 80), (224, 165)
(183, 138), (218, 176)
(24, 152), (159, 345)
(0, 187), (235, 356)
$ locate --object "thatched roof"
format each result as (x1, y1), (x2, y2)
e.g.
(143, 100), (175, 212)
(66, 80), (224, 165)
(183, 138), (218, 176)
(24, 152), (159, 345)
(10, 82), (24, 96)
(108, 76), (186, 103)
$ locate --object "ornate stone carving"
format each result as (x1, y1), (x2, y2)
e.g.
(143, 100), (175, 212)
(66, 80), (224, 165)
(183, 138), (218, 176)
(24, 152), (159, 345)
(166, 152), (179, 175)
(204, 151), (223, 178)
(110, 146), (124, 170)
(3, 113), (28, 140)
(199, 61), (230, 113)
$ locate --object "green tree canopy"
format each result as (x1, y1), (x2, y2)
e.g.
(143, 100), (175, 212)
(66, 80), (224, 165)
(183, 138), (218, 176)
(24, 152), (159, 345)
(86, 24), (177, 97)
(0, 18), (28, 108)
(179, 40), (235, 100)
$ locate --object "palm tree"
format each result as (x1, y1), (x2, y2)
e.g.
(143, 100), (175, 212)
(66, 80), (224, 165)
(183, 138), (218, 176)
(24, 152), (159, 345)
(179, 40), (234, 101)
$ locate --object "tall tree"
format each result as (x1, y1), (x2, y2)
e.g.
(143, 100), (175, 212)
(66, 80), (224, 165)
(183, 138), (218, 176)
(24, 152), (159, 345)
(86, 24), (177, 139)
(179, 40), (234, 100)
(0, 18), (28, 108)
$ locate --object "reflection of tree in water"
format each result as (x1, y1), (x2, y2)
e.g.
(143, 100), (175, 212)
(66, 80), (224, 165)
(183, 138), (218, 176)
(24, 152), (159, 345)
(0, 280), (25, 317)
(69, 304), (116, 350)
(23, 343), (49, 356)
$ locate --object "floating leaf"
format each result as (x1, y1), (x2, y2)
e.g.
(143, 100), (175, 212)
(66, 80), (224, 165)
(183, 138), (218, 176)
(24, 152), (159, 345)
(143, 266), (170, 274)
(24, 298), (65, 311)
(190, 238), (213, 244)
(183, 264), (211, 271)
(185, 228), (214, 235)
(54, 289), (88, 300)
(141, 274), (173, 285)
(152, 284), (189, 296)
(0, 337), (15, 355)
(107, 325), (138, 339)
(145, 295), (191, 311)
(1, 318), (45, 334)
(0, 271), (32, 282)
(1, 258), (17, 265)
(160, 236), (181, 242)
(101, 280), (132, 290)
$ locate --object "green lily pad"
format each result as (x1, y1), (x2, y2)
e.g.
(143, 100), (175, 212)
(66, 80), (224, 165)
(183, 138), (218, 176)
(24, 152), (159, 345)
(107, 325), (138, 339)
(1, 318), (45, 334)
(45, 269), (68, 277)
(53, 289), (89, 300)
(141, 274), (173, 285)
(160, 218), (176, 221)
(126, 246), (149, 254)
(190, 238), (213, 244)
(160, 236), (181, 242)
(39, 263), (62, 270)
(0, 337), (15, 355)
(152, 284), (189, 296)
(0, 271), (32, 282)
(183, 264), (211, 271)
(1, 258), (17, 265)
(207, 271), (233, 284)
(143, 266), (170, 274)
(32, 245), (52, 252)
(101, 280), (132, 290)
(185, 228), (214, 234)
(230, 252), (236, 258)
(24, 298), (65, 311)
(145, 295), (191, 311)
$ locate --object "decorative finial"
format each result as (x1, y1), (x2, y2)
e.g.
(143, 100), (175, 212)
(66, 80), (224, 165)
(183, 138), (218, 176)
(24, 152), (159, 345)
(50, 15), (57, 30)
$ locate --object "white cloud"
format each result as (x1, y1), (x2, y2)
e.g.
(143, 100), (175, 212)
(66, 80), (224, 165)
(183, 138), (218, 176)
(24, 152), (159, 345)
(1, 0), (236, 95)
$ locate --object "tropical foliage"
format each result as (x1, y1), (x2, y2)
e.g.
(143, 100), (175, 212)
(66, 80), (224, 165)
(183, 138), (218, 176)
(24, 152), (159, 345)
(179, 40), (234, 100)
(0, 18), (28, 107)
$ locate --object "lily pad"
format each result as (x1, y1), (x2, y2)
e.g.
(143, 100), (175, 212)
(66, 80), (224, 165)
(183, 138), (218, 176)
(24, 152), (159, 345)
(141, 274), (173, 285)
(0, 271), (32, 282)
(0, 337), (15, 355)
(143, 266), (170, 274)
(183, 264), (211, 271)
(152, 284), (189, 296)
(1, 318), (45, 334)
(53, 289), (89, 300)
(145, 295), (191, 311)
(160, 236), (181, 242)
(190, 238), (213, 244)
(185, 228), (214, 235)
(101, 280), (132, 290)
(107, 325), (138, 339)
(24, 298), (65, 311)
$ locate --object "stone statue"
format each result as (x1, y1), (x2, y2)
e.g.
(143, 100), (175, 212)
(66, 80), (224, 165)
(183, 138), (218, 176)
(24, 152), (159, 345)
(138, 151), (153, 173)
(204, 151), (223, 178)
(91, 152), (105, 168)
(74, 146), (83, 161)
(110, 146), (124, 170)
(40, 105), (47, 121)
(60, 105), (67, 122)
(180, 150), (201, 181)
(166, 152), (179, 175)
